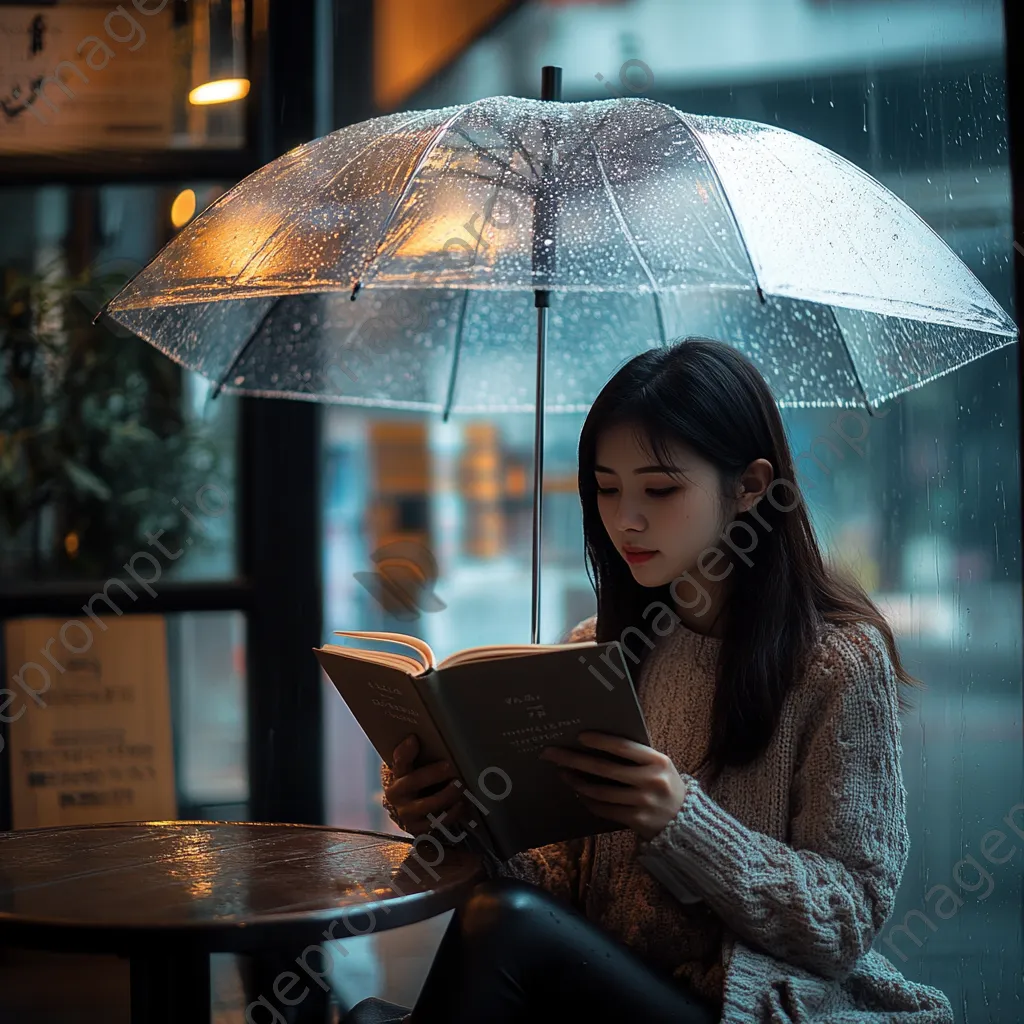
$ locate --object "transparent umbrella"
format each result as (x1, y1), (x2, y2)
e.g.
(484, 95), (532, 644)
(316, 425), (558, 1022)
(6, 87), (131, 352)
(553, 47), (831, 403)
(97, 67), (1017, 642)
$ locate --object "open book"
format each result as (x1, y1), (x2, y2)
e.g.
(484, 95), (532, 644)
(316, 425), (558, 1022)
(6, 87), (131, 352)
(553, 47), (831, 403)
(315, 630), (651, 860)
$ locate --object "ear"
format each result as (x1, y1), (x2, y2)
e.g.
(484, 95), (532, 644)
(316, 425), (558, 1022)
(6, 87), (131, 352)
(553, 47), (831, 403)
(736, 458), (773, 514)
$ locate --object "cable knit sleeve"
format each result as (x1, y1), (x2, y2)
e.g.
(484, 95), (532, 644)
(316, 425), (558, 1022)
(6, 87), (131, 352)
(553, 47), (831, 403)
(634, 622), (910, 981)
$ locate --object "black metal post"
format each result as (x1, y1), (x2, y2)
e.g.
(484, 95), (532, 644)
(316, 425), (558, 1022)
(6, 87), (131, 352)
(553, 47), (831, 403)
(1001, 0), (1024, 951)
(530, 65), (562, 645)
(241, 0), (323, 833)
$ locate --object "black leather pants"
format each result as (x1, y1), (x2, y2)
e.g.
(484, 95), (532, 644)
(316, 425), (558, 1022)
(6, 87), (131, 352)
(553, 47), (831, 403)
(344, 877), (721, 1024)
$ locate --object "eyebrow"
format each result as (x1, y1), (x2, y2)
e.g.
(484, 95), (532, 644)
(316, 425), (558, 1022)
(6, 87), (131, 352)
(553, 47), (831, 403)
(593, 463), (683, 475)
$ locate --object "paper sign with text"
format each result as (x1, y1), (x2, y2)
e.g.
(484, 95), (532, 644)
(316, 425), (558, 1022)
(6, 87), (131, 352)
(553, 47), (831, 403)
(4, 614), (177, 829)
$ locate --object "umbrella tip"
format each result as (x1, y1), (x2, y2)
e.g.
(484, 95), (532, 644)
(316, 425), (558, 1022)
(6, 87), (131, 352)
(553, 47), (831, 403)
(541, 66), (562, 102)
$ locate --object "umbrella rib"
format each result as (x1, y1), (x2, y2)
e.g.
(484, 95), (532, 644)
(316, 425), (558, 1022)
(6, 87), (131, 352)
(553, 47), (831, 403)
(323, 108), (439, 194)
(441, 128), (521, 420)
(557, 107), (622, 185)
(351, 98), (495, 296)
(211, 297), (280, 399)
(478, 113), (544, 184)
(751, 129), (888, 303)
(509, 134), (541, 185)
(353, 103), (627, 299)
(636, 108), (750, 292)
(97, 142), (320, 322)
(745, 127), (886, 415)
(664, 106), (766, 304)
(229, 111), (439, 289)
(590, 140), (668, 347)
(448, 124), (531, 185)
(442, 289), (470, 422)
(827, 304), (875, 416)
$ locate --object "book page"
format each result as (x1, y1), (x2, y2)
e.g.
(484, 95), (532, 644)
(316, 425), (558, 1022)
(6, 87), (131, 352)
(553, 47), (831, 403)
(320, 644), (422, 675)
(437, 640), (596, 671)
(330, 631), (436, 673)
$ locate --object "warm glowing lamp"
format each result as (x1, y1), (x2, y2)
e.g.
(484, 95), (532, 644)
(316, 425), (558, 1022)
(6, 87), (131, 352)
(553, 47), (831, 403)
(188, 78), (250, 106)
(171, 189), (197, 228)
(189, 0), (248, 108)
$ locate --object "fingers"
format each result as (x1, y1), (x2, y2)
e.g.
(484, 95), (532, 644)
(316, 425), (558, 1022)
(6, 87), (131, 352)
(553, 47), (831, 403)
(389, 758), (456, 804)
(384, 751), (465, 835)
(404, 778), (462, 821)
(405, 795), (466, 836)
(559, 770), (641, 805)
(540, 747), (642, 785)
(577, 731), (655, 763)
(392, 734), (419, 777)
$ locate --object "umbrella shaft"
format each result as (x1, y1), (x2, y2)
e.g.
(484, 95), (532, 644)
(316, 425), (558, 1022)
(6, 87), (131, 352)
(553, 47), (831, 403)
(531, 300), (548, 645)
(532, 67), (560, 644)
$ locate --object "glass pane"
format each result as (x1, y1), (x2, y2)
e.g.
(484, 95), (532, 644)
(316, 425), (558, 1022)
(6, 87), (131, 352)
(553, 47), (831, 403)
(321, 409), (592, 833)
(0, 183), (239, 584)
(0, 0), (248, 156)
(2, 609), (248, 825)
(320, 3), (1021, 1018)
(168, 609), (248, 818)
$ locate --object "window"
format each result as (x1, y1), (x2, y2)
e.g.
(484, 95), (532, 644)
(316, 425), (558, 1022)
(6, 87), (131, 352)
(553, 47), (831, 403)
(319, 4), (1020, 1015)
(0, 182), (246, 824)
(0, 183), (239, 584)
(0, 0), (250, 158)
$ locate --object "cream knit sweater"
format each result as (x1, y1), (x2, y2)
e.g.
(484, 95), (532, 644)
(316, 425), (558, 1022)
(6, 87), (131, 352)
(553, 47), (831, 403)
(380, 614), (955, 1024)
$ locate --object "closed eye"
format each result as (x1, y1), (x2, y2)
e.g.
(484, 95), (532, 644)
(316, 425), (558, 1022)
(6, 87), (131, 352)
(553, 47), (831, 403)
(595, 486), (679, 497)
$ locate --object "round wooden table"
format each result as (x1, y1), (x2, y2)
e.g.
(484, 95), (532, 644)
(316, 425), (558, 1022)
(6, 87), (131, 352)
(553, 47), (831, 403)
(0, 821), (485, 1024)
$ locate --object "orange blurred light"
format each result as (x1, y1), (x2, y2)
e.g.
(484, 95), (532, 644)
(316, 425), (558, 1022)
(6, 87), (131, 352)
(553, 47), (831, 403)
(171, 189), (197, 228)
(189, 78), (250, 105)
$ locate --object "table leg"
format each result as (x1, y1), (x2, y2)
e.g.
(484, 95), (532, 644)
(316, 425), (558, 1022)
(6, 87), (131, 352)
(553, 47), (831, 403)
(129, 949), (211, 1024)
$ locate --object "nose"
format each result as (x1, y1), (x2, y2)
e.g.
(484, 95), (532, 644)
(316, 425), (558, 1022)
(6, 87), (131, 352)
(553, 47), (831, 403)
(611, 494), (647, 534)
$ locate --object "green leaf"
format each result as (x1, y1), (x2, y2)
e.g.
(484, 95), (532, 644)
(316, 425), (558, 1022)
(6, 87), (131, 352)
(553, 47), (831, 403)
(62, 459), (113, 500)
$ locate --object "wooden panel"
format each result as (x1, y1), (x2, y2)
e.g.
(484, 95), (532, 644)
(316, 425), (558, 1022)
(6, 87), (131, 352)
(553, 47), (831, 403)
(0, 3), (176, 153)
(373, 0), (516, 110)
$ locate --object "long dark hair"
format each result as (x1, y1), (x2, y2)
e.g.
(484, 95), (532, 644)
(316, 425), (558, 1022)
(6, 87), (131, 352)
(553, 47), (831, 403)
(577, 337), (922, 785)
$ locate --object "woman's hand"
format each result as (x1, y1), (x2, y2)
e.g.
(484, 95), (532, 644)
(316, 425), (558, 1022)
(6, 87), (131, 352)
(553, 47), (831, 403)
(538, 731), (690, 842)
(384, 734), (466, 837)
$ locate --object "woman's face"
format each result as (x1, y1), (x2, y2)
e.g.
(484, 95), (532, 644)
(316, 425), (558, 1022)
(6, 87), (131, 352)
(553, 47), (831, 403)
(594, 423), (730, 590)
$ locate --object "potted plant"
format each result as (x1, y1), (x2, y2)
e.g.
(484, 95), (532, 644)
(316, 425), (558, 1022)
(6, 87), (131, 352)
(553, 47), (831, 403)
(0, 257), (223, 583)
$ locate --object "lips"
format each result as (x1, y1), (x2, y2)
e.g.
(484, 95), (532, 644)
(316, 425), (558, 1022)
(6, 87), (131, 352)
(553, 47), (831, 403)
(623, 547), (658, 564)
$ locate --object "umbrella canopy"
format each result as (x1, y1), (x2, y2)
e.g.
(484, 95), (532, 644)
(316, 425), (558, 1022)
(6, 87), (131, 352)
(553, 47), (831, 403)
(99, 95), (1016, 416)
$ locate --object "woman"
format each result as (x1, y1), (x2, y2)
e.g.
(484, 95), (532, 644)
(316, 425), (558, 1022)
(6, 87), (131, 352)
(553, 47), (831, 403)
(344, 339), (955, 1024)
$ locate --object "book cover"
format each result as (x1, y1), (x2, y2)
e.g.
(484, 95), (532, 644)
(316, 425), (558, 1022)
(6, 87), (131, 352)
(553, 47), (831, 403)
(315, 637), (651, 859)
